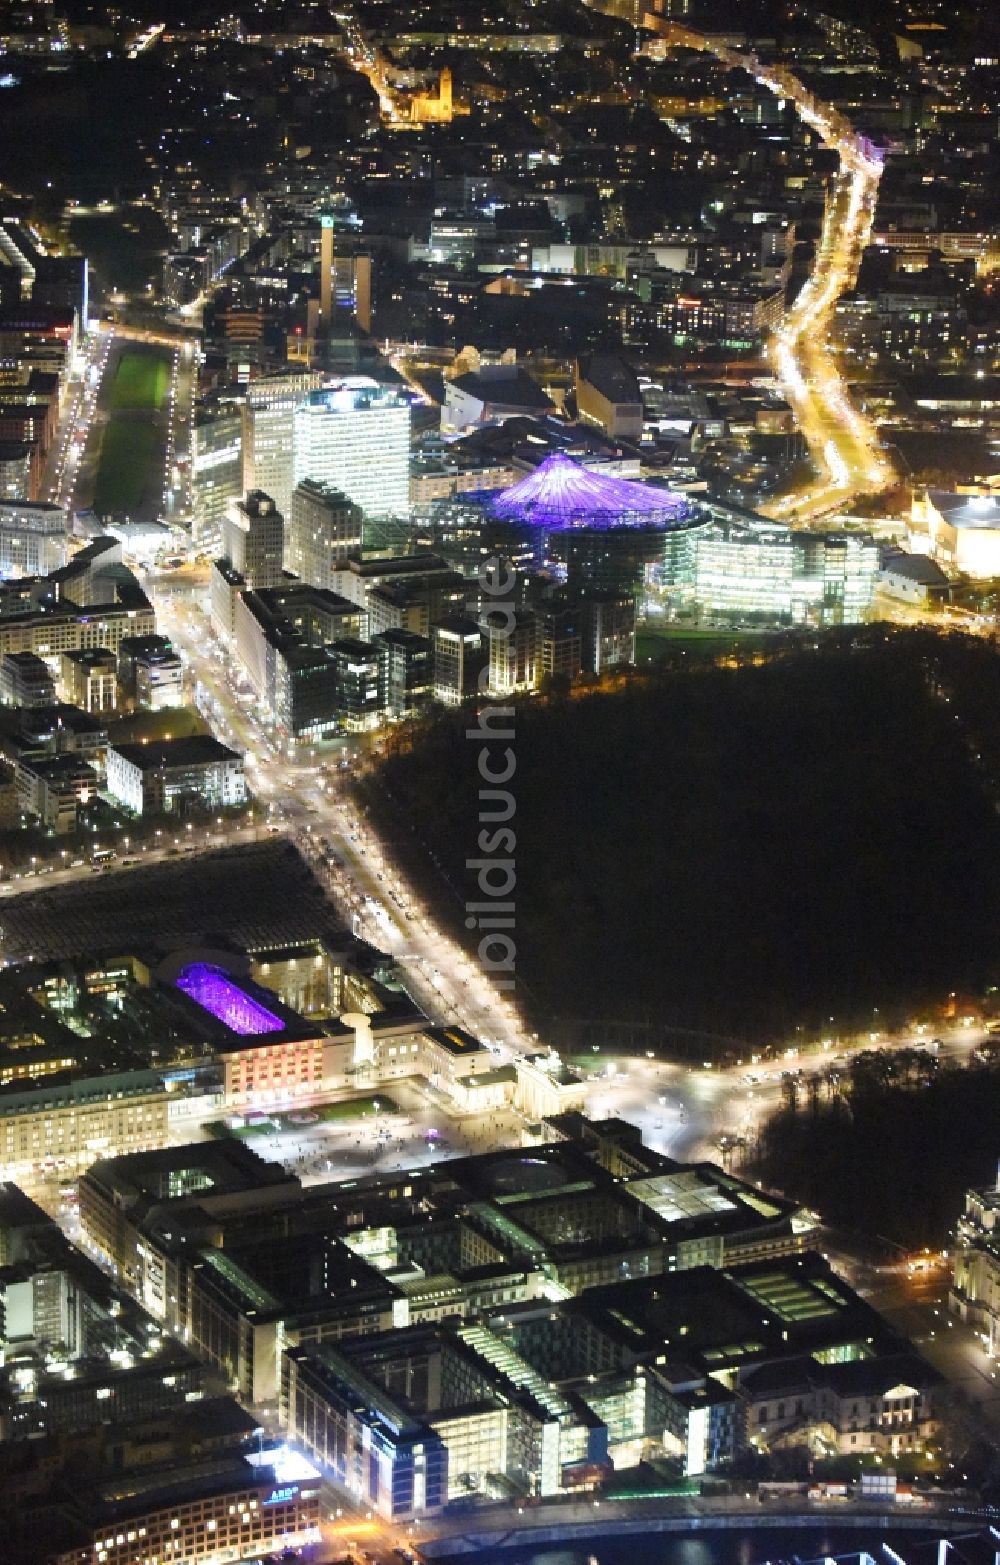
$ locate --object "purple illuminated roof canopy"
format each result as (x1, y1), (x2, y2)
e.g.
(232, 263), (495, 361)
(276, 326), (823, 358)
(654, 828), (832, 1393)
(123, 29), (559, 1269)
(489, 451), (687, 531)
(175, 962), (283, 1035)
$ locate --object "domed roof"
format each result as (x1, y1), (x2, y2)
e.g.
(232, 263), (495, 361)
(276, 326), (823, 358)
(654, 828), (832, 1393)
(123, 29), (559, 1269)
(489, 450), (686, 531)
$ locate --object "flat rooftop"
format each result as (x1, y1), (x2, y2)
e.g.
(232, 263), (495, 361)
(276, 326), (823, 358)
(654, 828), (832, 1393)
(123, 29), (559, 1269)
(422, 1024), (486, 1057)
(81, 1137), (296, 1206)
(931, 492), (1000, 528)
(110, 735), (241, 771)
(628, 1169), (743, 1224)
(89, 1456), (279, 1518)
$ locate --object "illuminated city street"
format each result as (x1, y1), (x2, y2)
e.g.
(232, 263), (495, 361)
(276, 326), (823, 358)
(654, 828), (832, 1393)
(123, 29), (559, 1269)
(649, 20), (895, 519)
(151, 581), (538, 1060)
(1, 2), (1000, 1557)
(763, 165), (895, 520)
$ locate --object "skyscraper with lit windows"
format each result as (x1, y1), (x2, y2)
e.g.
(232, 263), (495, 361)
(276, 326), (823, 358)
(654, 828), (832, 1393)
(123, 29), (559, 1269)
(292, 378), (411, 521)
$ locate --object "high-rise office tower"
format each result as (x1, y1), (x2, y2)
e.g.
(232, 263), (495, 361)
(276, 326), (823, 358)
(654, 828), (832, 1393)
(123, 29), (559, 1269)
(331, 253), (372, 334)
(191, 405), (242, 548)
(292, 379), (410, 521)
(317, 215), (372, 334)
(223, 491), (284, 589)
(287, 479), (363, 589)
(241, 371), (324, 519)
(319, 214), (335, 330)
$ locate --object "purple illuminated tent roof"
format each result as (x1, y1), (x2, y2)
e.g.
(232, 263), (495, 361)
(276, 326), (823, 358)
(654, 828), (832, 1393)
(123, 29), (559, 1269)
(175, 962), (283, 1035)
(489, 451), (686, 530)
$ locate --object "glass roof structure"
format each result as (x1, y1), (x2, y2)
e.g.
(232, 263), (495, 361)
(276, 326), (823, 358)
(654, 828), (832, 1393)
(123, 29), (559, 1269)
(735, 1269), (848, 1324)
(628, 1171), (737, 1224)
(175, 962), (283, 1035)
(489, 451), (688, 531)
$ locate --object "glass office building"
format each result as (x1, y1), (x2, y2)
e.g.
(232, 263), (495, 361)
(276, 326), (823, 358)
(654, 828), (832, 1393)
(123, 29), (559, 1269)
(191, 407), (242, 548)
(681, 518), (878, 626)
(292, 378), (411, 521)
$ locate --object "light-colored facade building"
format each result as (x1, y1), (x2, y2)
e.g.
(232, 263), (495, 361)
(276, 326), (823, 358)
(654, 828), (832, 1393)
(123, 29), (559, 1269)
(115, 636), (185, 710)
(239, 371), (324, 520)
(0, 597), (156, 658)
(209, 557), (244, 643)
(0, 649), (55, 707)
(223, 490), (284, 589)
(878, 551), (950, 604)
(488, 611), (538, 695)
(47, 1460), (321, 1565)
(514, 1052), (588, 1119)
(105, 736), (247, 816)
(135, 652), (182, 709)
(217, 1027), (340, 1108)
(0, 445), (33, 501)
(286, 478), (363, 589)
(581, 591), (635, 673)
(908, 489), (1000, 578)
(951, 1184), (1000, 1353)
(15, 754), (97, 834)
(60, 648), (117, 714)
(746, 1354), (941, 1460)
(242, 399), (296, 520)
(0, 1070), (169, 1190)
(576, 353), (644, 442)
(432, 616), (485, 704)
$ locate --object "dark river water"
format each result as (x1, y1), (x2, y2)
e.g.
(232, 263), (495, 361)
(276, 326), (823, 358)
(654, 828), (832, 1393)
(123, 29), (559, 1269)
(469, 1528), (958, 1565)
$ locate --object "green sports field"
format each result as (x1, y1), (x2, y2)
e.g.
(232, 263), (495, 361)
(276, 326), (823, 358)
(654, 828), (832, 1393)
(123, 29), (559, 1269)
(92, 419), (160, 515)
(109, 350), (170, 411)
(91, 347), (171, 517)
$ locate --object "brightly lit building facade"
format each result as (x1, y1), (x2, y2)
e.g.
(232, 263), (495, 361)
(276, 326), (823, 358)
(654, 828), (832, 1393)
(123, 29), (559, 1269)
(191, 406), (242, 549)
(286, 477), (363, 589)
(436, 451), (706, 599)
(241, 370), (326, 520)
(292, 379), (411, 521)
(951, 1184), (1000, 1354)
(679, 519), (878, 626)
(281, 1324), (607, 1517)
(0, 1070), (169, 1189)
(458, 456), (877, 625)
(105, 737), (247, 816)
(171, 960), (332, 1106)
(78, 1123), (924, 1492)
(282, 1343), (449, 1520)
(908, 489), (1000, 578)
(0, 500), (68, 577)
(48, 1459), (321, 1565)
(489, 449), (688, 533)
